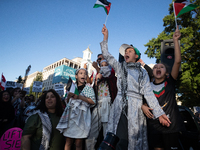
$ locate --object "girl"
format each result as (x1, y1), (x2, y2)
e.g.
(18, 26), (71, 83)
(141, 26), (185, 150)
(85, 60), (117, 150)
(56, 68), (96, 150)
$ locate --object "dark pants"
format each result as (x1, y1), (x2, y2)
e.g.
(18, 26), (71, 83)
(116, 111), (128, 150)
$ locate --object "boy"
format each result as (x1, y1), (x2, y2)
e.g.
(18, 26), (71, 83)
(100, 24), (171, 150)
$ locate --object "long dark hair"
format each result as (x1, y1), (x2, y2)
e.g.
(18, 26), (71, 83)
(35, 89), (63, 116)
(0, 90), (12, 104)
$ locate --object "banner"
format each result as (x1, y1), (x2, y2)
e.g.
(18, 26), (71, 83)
(54, 84), (64, 96)
(0, 127), (22, 150)
(32, 81), (43, 93)
(5, 81), (23, 89)
(52, 65), (76, 84)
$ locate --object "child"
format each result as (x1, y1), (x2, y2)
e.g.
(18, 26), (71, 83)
(85, 60), (117, 150)
(56, 68), (96, 150)
(141, 26), (185, 150)
(100, 24), (171, 150)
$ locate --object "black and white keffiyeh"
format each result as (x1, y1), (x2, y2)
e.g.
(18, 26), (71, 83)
(121, 61), (143, 116)
(27, 110), (52, 150)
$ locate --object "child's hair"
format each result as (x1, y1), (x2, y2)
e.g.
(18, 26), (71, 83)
(75, 68), (88, 75)
(100, 60), (108, 66)
(75, 68), (87, 89)
(153, 63), (170, 78)
(162, 63), (170, 74)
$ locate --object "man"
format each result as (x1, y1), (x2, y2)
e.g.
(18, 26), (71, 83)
(85, 54), (104, 85)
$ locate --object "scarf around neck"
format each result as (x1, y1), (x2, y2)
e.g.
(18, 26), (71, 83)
(121, 61), (143, 116)
(27, 110), (52, 150)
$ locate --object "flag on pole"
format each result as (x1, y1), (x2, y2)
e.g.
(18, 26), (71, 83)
(93, 0), (111, 15)
(173, 0), (199, 18)
(66, 77), (79, 96)
(0, 73), (6, 91)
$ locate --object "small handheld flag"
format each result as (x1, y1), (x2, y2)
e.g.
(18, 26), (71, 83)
(66, 77), (79, 96)
(173, 0), (199, 27)
(173, 0), (199, 18)
(93, 0), (111, 15)
(0, 73), (6, 91)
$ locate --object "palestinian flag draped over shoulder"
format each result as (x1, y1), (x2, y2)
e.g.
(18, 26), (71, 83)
(66, 76), (79, 96)
(173, 0), (199, 17)
(93, 0), (111, 15)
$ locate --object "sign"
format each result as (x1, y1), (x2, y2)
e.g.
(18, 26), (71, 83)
(5, 81), (17, 89)
(32, 81), (43, 93)
(54, 84), (64, 96)
(5, 81), (23, 89)
(15, 83), (23, 89)
(23, 87), (30, 95)
(52, 65), (76, 84)
(0, 127), (22, 150)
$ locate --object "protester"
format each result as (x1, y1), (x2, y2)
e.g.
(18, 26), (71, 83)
(21, 89), (65, 150)
(85, 60), (117, 149)
(0, 90), (15, 137)
(141, 26), (185, 150)
(11, 87), (25, 115)
(29, 94), (35, 105)
(56, 68), (96, 150)
(85, 54), (104, 85)
(100, 24), (171, 150)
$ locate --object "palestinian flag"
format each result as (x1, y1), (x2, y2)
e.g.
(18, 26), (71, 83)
(173, 0), (199, 17)
(0, 73), (6, 91)
(66, 77), (79, 95)
(93, 0), (111, 15)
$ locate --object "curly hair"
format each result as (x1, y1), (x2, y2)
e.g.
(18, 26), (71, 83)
(35, 89), (64, 116)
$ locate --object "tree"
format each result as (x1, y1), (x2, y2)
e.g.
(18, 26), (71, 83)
(144, 0), (200, 107)
(29, 72), (43, 100)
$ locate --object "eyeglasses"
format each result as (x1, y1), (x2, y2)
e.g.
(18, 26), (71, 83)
(97, 57), (102, 61)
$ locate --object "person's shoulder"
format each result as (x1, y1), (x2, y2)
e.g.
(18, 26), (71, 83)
(85, 83), (93, 88)
(140, 67), (148, 75)
(28, 113), (40, 120)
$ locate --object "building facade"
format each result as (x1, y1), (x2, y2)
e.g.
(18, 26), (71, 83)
(42, 46), (94, 90)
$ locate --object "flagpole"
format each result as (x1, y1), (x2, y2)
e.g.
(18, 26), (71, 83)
(105, 15), (109, 26)
(173, 2), (178, 29)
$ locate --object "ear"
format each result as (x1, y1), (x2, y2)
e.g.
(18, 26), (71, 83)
(75, 75), (78, 79)
(135, 54), (139, 59)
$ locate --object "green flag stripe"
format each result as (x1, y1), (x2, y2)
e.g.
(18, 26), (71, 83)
(93, 4), (108, 14)
(177, 4), (199, 17)
(74, 88), (79, 96)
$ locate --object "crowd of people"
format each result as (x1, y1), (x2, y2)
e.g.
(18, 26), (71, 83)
(0, 25), (195, 150)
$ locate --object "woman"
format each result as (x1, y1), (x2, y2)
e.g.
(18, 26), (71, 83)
(0, 90), (15, 137)
(21, 89), (65, 150)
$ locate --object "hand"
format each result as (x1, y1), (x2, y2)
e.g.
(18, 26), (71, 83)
(158, 114), (171, 127)
(92, 61), (98, 69)
(67, 92), (75, 99)
(15, 92), (21, 99)
(141, 105), (154, 119)
(83, 63), (87, 69)
(137, 59), (145, 66)
(173, 26), (181, 41)
(102, 24), (108, 41)
(96, 73), (103, 80)
(73, 94), (79, 99)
